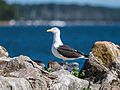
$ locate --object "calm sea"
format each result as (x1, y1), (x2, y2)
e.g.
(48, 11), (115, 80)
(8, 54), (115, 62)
(0, 25), (120, 68)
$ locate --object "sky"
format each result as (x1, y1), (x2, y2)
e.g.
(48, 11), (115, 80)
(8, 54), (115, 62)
(5, 0), (120, 8)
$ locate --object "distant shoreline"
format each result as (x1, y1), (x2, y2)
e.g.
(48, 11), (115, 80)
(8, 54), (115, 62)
(0, 20), (120, 26)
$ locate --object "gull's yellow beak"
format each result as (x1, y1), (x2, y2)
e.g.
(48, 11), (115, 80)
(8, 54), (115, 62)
(47, 29), (53, 32)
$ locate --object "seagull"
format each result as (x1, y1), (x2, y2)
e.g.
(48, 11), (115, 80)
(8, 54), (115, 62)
(47, 27), (88, 61)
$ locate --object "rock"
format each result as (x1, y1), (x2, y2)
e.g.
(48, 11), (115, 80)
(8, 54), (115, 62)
(0, 54), (101, 90)
(90, 41), (120, 71)
(50, 70), (100, 90)
(48, 61), (62, 72)
(33, 59), (46, 70)
(100, 81), (120, 90)
(80, 41), (120, 90)
(48, 61), (80, 74)
(0, 55), (42, 77)
(0, 46), (9, 61)
(80, 41), (120, 89)
(88, 41), (120, 72)
(0, 76), (32, 90)
(89, 41), (120, 78)
(0, 55), (51, 90)
(0, 46), (9, 57)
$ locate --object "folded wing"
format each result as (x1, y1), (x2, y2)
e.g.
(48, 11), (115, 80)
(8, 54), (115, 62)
(57, 45), (84, 58)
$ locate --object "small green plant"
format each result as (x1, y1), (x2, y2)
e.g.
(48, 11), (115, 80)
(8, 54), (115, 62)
(79, 70), (85, 78)
(73, 67), (79, 77)
(83, 88), (91, 90)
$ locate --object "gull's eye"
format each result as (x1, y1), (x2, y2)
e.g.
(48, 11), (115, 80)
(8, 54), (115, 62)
(53, 28), (56, 30)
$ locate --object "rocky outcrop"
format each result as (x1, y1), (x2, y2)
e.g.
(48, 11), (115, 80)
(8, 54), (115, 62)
(0, 55), (100, 90)
(0, 45), (9, 61)
(0, 55), (49, 90)
(81, 41), (120, 90)
(0, 41), (120, 90)
(90, 41), (120, 71)
(50, 70), (100, 90)
(90, 41), (120, 78)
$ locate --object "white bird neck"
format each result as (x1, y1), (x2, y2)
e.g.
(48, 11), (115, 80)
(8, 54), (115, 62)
(53, 32), (63, 47)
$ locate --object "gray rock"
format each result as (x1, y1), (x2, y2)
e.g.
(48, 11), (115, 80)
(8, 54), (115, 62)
(48, 61), (62, 72)
(50, 70), (100, 90)
(0, 55), (49, 90)
(0, 76), (32, 90)
(0, 46), (9, 61)
(0, 55), (101, 90)
(48, 61), (80, 75)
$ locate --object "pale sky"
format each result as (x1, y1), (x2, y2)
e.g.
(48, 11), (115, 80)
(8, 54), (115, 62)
(5, 0), (120, 8)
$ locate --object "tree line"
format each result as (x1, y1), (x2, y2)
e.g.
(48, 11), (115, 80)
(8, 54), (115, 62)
(0, 0), (120, 22)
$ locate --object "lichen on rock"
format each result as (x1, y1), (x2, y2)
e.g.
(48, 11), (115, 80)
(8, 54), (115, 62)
(91, 41), (120, 70)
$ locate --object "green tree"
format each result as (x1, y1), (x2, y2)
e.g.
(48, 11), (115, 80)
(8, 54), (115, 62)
(0, 0), (14, 20)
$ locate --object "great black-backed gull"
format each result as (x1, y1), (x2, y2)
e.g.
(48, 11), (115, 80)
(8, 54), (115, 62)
(47, 27), (88, 61)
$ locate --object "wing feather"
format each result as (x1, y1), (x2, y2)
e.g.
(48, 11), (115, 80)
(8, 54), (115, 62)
(57, 45), (81, 58)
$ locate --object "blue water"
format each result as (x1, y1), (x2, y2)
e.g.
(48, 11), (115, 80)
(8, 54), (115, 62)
(0, 25), (120, 68)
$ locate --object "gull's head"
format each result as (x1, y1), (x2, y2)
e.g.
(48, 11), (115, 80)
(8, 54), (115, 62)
(47, 27), (60, 34)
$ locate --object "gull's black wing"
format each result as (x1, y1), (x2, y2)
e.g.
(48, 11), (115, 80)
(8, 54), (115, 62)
(57, 45), (84, 58)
